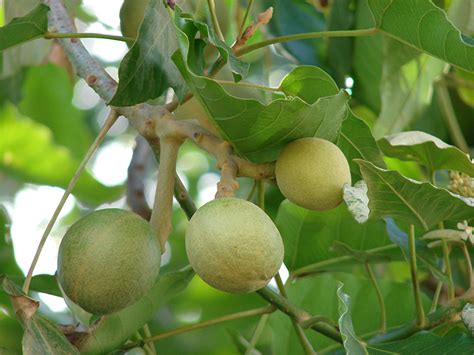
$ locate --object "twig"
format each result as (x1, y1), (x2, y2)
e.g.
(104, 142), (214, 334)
(127, 136), (152, 220)
(23, 109), (119, 294)
(44, 32), (134, 43)
(207, 0), (225, 41)
(245, 314), (270, 355)
(365, 262), (386, 333)
(237, 0), (254, 39)
(144, 306), (274, 343)
(275, 273), (316, 355)
(408, 224), (426, 328)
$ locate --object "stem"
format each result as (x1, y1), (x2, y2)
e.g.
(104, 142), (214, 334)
(257, 287), (342, 343)
(430, 280), (443, 313)
(459, 242), (474, 289)
(44, 32), (134, 43)
(149, 138), (182, 251)
(215, 79), (281, 92)
(207, 0), (225, 41)
(142, 324), (156, 355)
(245, 314), (269, 355)
(246, 180), (257, 201)
(23, 110), (119, 294)
(441, 238), (455, 301)
(275, 273), (316, 355)
(144, 306), (274, 343)
(365, 262), (386, 333)
(235, 28), (378, 56)
(408, 224), (426, 328)
(435, 81), (469, 153)
(237, 0), (254, 38)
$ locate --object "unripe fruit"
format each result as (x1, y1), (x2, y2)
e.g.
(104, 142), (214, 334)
(185, 198), (284, 293)
(275, 137), (351, 211)
(57, 209), (161, 315)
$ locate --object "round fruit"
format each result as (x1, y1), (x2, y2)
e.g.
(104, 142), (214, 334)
(185, 198), (284, 293)
(57, 209), (161, 315)
(275, 137), (351, 211)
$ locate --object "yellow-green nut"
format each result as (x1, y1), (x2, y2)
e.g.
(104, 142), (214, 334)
(185, 198), (284, 293)
(57, 209), (161, 315)
(275, 137), (351, 211)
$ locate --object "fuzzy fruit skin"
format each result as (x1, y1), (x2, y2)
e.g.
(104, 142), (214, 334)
(57, 209), (161, 315)
(185, 198), (284, 293)
(275, 137), (351, 211)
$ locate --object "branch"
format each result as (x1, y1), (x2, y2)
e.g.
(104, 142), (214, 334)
(127, 136), (152, 220)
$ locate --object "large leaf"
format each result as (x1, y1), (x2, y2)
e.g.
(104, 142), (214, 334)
(110, 0), (187, 106)
(373, 39), (445, 137)
(173, 15), (350, 162)
(367, 0), (474, 72)
(369, 331), (474, 353)
(78, 267), (194, 353)
(269, 273), (431, 353)
(379, 131), (474, 175)
(337, 282), (369, 355)
(275, 200), (395, 274)
(0, 104), (123, 205)
(22, 314), (80, 355)
(357, 160), (474, 230)
(19, 65), (93, 158)
(338, 111), (386, 181)
(0, 4), (48, 51)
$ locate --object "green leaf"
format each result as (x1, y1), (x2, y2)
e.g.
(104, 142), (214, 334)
(373, 39), (445, 137)
(338, 110), (386, 181)
(172, 16), (350, 162)
(367, 0), (474, 72)
(78, 267), (194, 354)
(269, 273), (431, 353)
(29, 275), (61, 298)
(110, 0), (187, 106)
(0, 4), (48, 51)
(378, 131), (474, 175)
(0, 104), (123, 205)
(454, 68), (474, 107)
(369, 331), (474, 354)
(275, 200), (395, 274)
(0, 206), (22, 278)
(357, 160), (474, 230)
(22, 314), (80, 355)
(337, 282), (369, 355)
(19, 65), (93, 158)
(279, 65), (339, 103)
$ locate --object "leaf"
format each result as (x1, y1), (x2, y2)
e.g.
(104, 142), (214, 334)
(337, 282), (369, 355)
(29, 275), (61, 298)
(110, 0), (187, 106)
(22, 314), (80, 355)
(269, 273), (431, 353)
(338, 110), (386, 181)
(19, 65), (93, 158)
(369, 331), (474, 353)
(279, 65), (339, 102)
(0, 206), (22, 277)
(367, 0), (474, 72)
(275, 200), (395, 274)
(357, 160), (474, 230)
(343, 181), (370, 223)
(373, 39), (445, 137)
(0, 4), (48, 51)
(78, 267), (194, 354)
(333, 241), (390, 264)
(0, 104), (123, 205)
(378, 131), (474, 175)
(173, 15), (350, 162)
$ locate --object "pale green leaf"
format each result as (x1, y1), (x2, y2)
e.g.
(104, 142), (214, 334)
(368, 0), (474, 72)
(378, 130), (474, 175)
(337, 282), (369, 355)
(357, 160), (474, 230)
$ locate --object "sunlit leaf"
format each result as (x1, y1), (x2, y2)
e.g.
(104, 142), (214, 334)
(378, 131), (474, 175)
(0, 104), (123, 205)
(357, 160), (474, 230)
(368, 0), (474, 72)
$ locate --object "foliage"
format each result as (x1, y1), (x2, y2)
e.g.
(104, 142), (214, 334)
(0, 0), (473, 354)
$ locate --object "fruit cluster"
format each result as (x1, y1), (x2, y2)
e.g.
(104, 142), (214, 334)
(57, 137), (351, 314)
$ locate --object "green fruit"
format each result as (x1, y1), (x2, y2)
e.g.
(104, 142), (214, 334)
(275, 137), (351, 211)
(57, 209), (161, 315)
(119, 0), (148, 40)
(185, 198), (284, 293)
